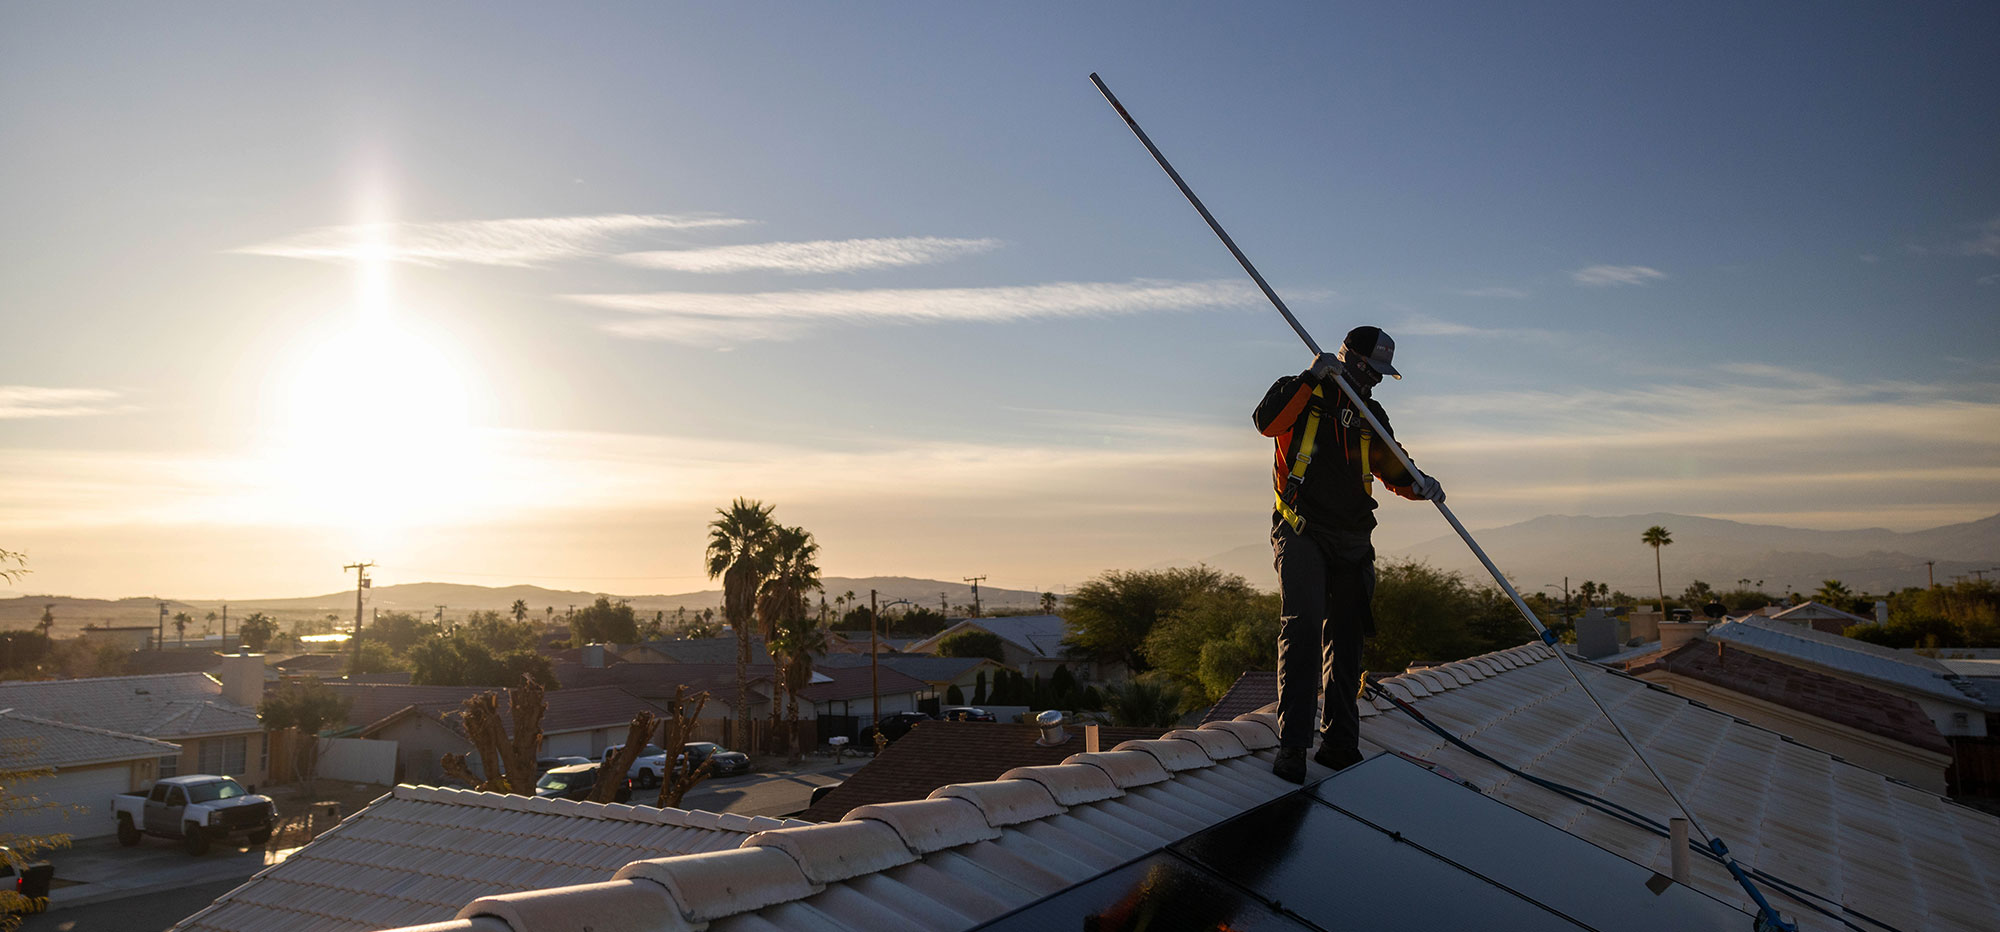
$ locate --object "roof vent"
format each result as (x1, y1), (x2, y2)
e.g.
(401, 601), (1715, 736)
(1033, 709), (1068, 747)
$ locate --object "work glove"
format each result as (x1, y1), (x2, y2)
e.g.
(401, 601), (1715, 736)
(1411, 472), (1445, 503)
(1308, 352), (1342, 382)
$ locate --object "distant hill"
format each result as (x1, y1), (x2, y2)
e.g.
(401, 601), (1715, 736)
(1183, 512), (2000, 596)
(1393, 512), (2000, 595)
(2, 576), (1052, 636)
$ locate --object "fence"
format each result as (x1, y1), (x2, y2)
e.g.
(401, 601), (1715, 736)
(700, 717), (819, 755)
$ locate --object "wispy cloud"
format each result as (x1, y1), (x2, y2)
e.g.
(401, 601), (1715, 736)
(0, 386), (135, 419)
(617, 236), (1001, 274)
(1455, 286), (1530, 299)
(570, 278), (1265, 344)
(1957, 216), (2000, 258)
(1569, 264), (1666, 287)
(234, 213), (753, 267)
(1391, 313), (1562, 343)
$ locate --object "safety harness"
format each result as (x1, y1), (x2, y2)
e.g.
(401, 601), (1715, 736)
(1274, 385), (1372, 532)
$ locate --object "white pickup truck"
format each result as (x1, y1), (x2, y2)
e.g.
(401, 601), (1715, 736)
(112, 775), (278, 855)
(601, 743), (672, 789)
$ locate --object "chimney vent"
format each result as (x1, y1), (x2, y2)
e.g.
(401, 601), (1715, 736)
(1874, 600), (1889, 626)
(220, 653), (265, 708)
(582, 644), (605, 668)
(1033, 709), (1068, 747)
(1658, 621), (1708, 653)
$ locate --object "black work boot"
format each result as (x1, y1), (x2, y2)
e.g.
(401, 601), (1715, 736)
(1272, 747), (1307, 784)
(1314, 744), (1364, 772)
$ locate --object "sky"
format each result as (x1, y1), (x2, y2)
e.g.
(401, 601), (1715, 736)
(2, 3), (1996, 600)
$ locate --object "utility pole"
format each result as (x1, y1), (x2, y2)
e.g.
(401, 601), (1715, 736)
(870, 589), (882, 753)
(157, 601), (167, 651)
(963, 576), (986, 618)
(344, 561), (373, 668)
(940, 592), (947, 614)
(1926, 560), (1936, 589)
(435, 604), (447, 625)
(221, 604), (228, 648)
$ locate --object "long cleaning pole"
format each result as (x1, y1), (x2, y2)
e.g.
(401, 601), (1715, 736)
(1089, 72), (1792, 931)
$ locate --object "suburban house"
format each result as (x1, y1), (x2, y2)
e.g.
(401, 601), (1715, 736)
(554, 660), (776, 725)
(616, 635), (766, 666)
(351, 640), (2000, 932)
(814, 652), (1008, 703)
(323, 682), (674, 784)
(1621, 636), (1954, 792)
(797, 663), (931, 732)
(169, 783), (808, 932)
(1740, 599), (1880, 634)
(0, 657), (272, 789)
(906, 614), (1109, 681)
(0, 707), (181, 840)
(1704, 615), (1999, 793)
(798, 719), (1166, 822)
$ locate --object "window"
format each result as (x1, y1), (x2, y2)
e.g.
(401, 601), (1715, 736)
(158, 754), (180, 779)
(258, 734), (268, 775)
(199, 736), (249, 776)
(149, 782), (171, 803)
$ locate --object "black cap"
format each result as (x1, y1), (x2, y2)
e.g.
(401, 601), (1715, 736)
(1338, 326), (1400, 379)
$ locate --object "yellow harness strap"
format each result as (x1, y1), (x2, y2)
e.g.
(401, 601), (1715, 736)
(1359, 428), (1373, 496)
(1275, 387), (1324, 531)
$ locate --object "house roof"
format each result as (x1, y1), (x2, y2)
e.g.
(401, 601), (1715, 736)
(365, 642), (2000, 932)
(794, 663), (928, 704)
(813, 652), (999, 685)
(0, 707), (181, 768)
(331, 683), (670, 738)
(271, 653), (347, 673)
(1200, 670), (1277, 724)
(170, 784), (810, 932)
(1707, 616), (1992, 708)
(1624, 640), (1951, 753)
(910, 615), (1071, 659)
(123, 650), (229, 676)
(553, 661), (773, 706)
(797, 720), (1166, 822)
(1769, 600), (1875, 625)
(634, 635), (768, 665)
(0, 672), (263, 740)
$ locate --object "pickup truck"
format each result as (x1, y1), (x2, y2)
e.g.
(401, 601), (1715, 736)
(601, 743), (671, 788)
(112, 775), (278, 855)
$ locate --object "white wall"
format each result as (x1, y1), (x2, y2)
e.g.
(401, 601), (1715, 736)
(316, 737), (399, 785)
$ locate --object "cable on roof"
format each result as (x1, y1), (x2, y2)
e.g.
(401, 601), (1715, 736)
(1362, 680), (1908, 932)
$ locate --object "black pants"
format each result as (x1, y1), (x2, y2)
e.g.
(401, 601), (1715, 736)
(1273, 521), (1375, 751)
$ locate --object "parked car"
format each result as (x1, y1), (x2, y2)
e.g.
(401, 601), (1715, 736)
(0, 845), (53, 915)
(602, 743), (673, 788)
(535, 755), (590, 774)
(864, 710), (936, 745)
(940, 706), (997, 722)
(681, 742), (751, 777)
(534, 763), (630, 803)
(112, 775), (277, 856)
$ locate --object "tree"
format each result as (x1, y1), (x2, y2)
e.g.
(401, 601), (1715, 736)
(0, 547), (26, 584)
(1100, 676), (1186, 727)
(439, 675), (548, 794)
(510, 599), (530, 624)
(463, 610), (538, 654)
(945, 684), (965, 705)
(937, 629), (1007, 664)
(238, 613), (278, 652)
(345, 640), (408, 676)
(409, 634), (556, 688)
(171, 612), (190, 648)
(37, 604), (54, 644)
(1065, 566), (1241, 673)
(971, 669), (988, 704)
(1680, 580), (1718, 612)
(571, 597), (640, 646)
(1040, 591), (1059, 613)
(257, 677), (350, 793)
(1, 743), (69, 928)
(1815, 579), (1854, 605)
(364, 611), (440, 653)
(654, 686), (715, 808)
(1640, 526), (1673, 616)
(592, 711), (659, 803)
(1142, 587), (1281, 706)
(706, 498), (778, 752)
(758, 525), (824, 758)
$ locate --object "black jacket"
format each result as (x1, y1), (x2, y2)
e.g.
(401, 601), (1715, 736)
(1254, 370), (1420, 533)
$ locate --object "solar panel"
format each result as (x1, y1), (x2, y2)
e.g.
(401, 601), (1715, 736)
(972, 853), (1315, 932)
(1313, 754), (1753, 931)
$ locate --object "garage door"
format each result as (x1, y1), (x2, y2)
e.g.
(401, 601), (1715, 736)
(11, 764), (132, 840)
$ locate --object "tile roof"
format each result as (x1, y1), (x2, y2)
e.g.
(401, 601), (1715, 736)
(1200, 670), (1276, 724)
(814, 652), (997, 685)
(123, 650), (229, 676)
(0, 672), (263, 740)
(797, 721), (1168, 822)
(1707, 616), (1991, 708)
(641, 636), (768, 665)
(0, 707), (181, 768)
(171, 784), (809, 932)
(1625, 641), (1950, 753)
(553, 661), (773, 705)
(794, 663), (929, 704)
(366, 642), (2000, 932)
(1769, 600), (1875, 625)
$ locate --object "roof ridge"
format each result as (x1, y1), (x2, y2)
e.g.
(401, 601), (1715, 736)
(448, 713), (1281, 929)
(0, 706), (183, 749)
(385, 783), (795, 831)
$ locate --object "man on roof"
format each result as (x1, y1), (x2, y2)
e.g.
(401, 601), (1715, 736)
(1253, 326), (1444, 783)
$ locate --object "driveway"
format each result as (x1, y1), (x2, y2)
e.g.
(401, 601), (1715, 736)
(23, 833), (302, 917)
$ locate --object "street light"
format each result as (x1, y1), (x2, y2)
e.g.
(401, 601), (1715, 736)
(869, 592), (913, 753)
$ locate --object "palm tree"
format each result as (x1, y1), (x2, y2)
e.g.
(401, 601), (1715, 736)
(172, 612), (191, 648)
(772, 611), (831, 764)
(1815, 579), (1853, 606)
(1641, 526), (1673, 616)
(38, 604), (55, 644)
(757, 525), (822, 752)
(707, 498), (778, 751)
(510, 599), (529, 624)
